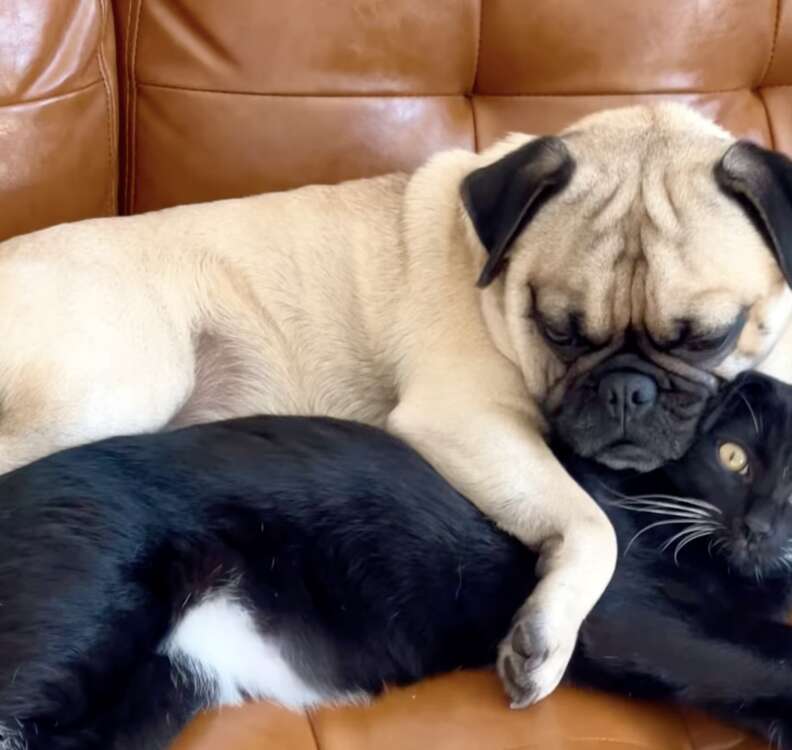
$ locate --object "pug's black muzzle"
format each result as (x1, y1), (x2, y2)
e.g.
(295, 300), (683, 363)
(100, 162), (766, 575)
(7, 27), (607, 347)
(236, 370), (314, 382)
(552, 353), (714, 472)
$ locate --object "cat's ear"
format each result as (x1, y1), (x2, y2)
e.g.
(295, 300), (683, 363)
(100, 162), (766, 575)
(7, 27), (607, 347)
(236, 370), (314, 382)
(701, 371), (777, 432)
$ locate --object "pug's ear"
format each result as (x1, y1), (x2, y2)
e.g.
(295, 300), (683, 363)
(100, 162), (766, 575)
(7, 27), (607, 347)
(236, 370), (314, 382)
(715, 140), (792, 286)
(460, 136), (574, 288)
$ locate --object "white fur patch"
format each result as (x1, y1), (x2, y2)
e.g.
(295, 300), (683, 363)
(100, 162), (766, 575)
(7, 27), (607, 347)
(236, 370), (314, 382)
(163, 592), (331, 710)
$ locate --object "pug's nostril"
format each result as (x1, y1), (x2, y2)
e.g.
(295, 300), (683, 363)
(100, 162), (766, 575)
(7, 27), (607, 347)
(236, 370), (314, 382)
(630, 378), (656, 405)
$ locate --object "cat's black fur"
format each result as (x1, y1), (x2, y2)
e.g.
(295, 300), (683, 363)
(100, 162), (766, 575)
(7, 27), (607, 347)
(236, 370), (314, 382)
(1, 372), (791, 750)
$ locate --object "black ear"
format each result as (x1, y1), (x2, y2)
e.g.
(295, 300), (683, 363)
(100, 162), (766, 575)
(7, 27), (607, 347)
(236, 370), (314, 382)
(460, 136), (574, 288)
(700, 370), (778, 433)
(714, 140), (792, 286)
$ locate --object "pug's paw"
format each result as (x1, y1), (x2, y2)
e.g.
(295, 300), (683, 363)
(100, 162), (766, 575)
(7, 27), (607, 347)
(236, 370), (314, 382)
(496, 610), (575, 708)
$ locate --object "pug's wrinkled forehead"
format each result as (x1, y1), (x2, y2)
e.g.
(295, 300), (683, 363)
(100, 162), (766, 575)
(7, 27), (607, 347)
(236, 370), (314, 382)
(556, 105), (786, 366)
(464, 103), (792, 393)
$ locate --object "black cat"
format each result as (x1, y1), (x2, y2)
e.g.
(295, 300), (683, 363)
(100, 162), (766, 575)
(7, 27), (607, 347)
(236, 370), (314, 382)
(0, 371), (790, 750)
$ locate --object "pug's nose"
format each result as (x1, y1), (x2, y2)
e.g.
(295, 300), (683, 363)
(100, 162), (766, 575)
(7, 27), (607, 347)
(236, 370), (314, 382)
(598, 371), (658, 422)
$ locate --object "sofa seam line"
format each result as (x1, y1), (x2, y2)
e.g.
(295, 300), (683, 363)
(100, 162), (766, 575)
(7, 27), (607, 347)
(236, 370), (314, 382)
(470, 0), (482, 149)
(758, 88), (777, 148)
(675, 706), (697, 750)
(137, 81), (473, 97)
(0, 79), (104, 108)
(470, 95), (479, 151)
(128, 0), (144, 214)
(131, 82), (792, 98)
(122, 0), (135, 213)
(469, 0), (483, 95)
(473, 85), (780, 97)
(306, 711), (321, 750)
(96, 0), (117, 216)
(759, 0), (782, 86)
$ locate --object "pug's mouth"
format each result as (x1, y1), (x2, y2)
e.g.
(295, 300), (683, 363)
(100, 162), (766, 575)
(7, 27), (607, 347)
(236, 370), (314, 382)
(594, 441), (660, 471)
(550, 352), (713, 472)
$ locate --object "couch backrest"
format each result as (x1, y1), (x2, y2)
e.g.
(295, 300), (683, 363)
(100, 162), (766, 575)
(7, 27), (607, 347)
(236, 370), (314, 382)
(0, 0), (118, 240)
(2, 0), (791, 240)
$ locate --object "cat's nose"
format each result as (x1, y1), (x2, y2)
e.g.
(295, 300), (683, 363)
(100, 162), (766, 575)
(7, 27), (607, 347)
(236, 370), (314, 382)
(743, 513), (773, 539)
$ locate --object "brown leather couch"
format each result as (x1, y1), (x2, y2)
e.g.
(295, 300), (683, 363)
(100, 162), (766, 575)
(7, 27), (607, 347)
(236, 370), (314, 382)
(0, 1), (787, 747)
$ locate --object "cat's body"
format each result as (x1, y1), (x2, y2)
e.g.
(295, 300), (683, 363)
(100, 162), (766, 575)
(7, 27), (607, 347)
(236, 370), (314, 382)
(1, 372), (791, 750)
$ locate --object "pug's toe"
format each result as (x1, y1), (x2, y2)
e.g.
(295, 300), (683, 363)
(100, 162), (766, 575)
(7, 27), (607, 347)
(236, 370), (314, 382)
(497, 613), (574, 709)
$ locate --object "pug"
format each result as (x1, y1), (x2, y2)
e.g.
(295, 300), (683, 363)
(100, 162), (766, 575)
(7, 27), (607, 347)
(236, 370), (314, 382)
(0, 103), (790, 707)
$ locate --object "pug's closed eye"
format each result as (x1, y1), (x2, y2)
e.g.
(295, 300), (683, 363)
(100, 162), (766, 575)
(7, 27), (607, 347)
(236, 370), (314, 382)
(542, 320), (575, 346)
(683, 329), (734, 353)
(655, 312), (747, 362)
(534, 313), (596, 359)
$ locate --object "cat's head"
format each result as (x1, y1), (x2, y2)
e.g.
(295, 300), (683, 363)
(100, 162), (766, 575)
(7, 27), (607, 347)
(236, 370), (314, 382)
(664, 371), (792, 579)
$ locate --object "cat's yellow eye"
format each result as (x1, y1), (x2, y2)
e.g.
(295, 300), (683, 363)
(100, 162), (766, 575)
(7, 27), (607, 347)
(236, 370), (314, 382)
(718, 441), (750, 476)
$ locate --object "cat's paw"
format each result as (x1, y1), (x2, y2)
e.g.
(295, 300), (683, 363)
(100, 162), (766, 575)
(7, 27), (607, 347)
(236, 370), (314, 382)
(496, 608), (575, 708)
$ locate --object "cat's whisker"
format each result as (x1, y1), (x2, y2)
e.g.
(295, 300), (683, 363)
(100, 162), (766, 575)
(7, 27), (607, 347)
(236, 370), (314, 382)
(608, 497), (708, 512)
(737, 390), (760, 436)
(628, 493), (722, 515)
(711, 537), (731, 556)
(625, 519), (715, 556)
(672, 528), (716, 566)
(768, 720), (783, 750)
(607, 503), (709, 521)
(601, 488), (722, 515)
(660, 523), (718, 554)
(624, 519), (695, 555)
(775, 556), (792, 574)
(606, 499), (713, 519)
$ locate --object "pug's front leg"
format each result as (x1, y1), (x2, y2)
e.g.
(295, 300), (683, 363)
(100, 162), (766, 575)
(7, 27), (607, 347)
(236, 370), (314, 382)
(388, 399), (617, 706)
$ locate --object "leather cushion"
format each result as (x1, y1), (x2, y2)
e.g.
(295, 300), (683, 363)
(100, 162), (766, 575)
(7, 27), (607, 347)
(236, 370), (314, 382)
(0, 0), (118, 241)
(113, 0), (792, 217)
(174, 670), (771, 750)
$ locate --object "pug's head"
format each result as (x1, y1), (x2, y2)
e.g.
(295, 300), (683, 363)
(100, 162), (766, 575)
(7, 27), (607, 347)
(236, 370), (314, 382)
(460, 104), (792, 471)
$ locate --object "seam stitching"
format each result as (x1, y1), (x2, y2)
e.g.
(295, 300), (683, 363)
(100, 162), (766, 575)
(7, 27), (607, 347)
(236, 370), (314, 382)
(132, 81), (790, 99)
(758, 88), (777, 148)
(127, 0), (143, 214)
(0, 79), (103, 108)
(470, 0), (483, 149)
(759, 0), (782, 85)
(470, 95), (478, 151)
(469, 0), (483, 95)
(137, 81), (471, 97)
(123, 0), (135, 213)
(675, 707), (698, 750)
(95, 0), (117, 215)
(305, 711), (321, 750)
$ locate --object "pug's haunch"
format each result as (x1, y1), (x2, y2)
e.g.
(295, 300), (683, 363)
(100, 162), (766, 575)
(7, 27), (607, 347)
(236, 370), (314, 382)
(0, 104), (791, 705)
